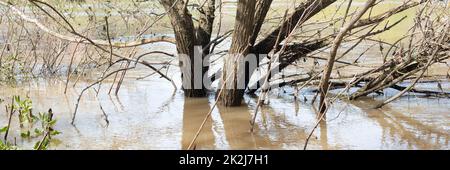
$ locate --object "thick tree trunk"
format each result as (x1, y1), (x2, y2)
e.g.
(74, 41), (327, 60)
(218, 0), (257, 106)
(195, 0), (215, 94)
(196, 0), (215, 51)
(246, 0), (336, 92)
(160, 0), (337, 103)
(161, 0), (214, 97)
(249, 0), (274, 46)
(218, 0), (337, 106)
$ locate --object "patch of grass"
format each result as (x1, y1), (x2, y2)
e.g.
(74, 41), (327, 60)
(308, 1), (418, 43)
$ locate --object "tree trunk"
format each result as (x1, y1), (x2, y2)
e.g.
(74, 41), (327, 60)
(249, 0), (274, 46)
(218, 0), (257, 106)
(161, 0), (214, 97)
(195, 0), (215, 95)
(160, 0), (338, 103)
(217, 0), (338, 106)
(246, 0), (336, 92)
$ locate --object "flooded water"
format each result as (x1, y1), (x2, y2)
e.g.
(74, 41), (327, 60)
(0, 66), (448, 150)
(0, 0), (449, 150)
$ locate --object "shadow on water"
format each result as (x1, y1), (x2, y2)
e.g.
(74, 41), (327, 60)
(181, 97), (280, 150)
(180, 95), (329, 150)
(216, 103), (277, 149)
(181, 98), (215, 150)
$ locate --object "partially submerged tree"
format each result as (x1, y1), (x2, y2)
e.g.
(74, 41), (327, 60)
(160, 0), (215, 97)
(1, 0), (446, 114)
(159, 0), (430, 107)
(1, 0), (449, 149)
(158, 0), (338, 105)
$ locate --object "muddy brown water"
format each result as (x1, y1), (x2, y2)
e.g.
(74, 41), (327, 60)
(0, 66), (448, 150)
(0, 0), (449, 150)
(0, 38), (449, 150)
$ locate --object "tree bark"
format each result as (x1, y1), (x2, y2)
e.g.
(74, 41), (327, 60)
(247, 39), (330, 93)
(246, 0), (336, 93)
(218, 0), (338, 106)
(161, 0), (214, 97)
(195, 0), (215, 94)
(218, 0), (257, 106)
(249, 0), (274, 46)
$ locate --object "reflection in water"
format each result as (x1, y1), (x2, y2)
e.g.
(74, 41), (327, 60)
(181, 98), (214, 149)
(217, 103), (294, 150)
(217, 105), (258, 149)
(320, 121), (329, 150)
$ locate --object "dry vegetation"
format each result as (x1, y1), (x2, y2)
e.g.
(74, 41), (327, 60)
(0, 0), (448, 149)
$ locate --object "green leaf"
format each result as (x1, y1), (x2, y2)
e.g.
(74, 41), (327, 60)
(36, 138), (49, 150)
(38, 112), (44, 120)
(31, 115), (38, 122)
(48, 119), (57, 126)
(0, 126), (8, 133)
(34, 128), (43, 135)
(1, 141), (16, 150)
(14, 96), (20, 104)
(50, 130), (61, 136)
(20, 131), (30, 138)
(33, 141), (40, 150)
